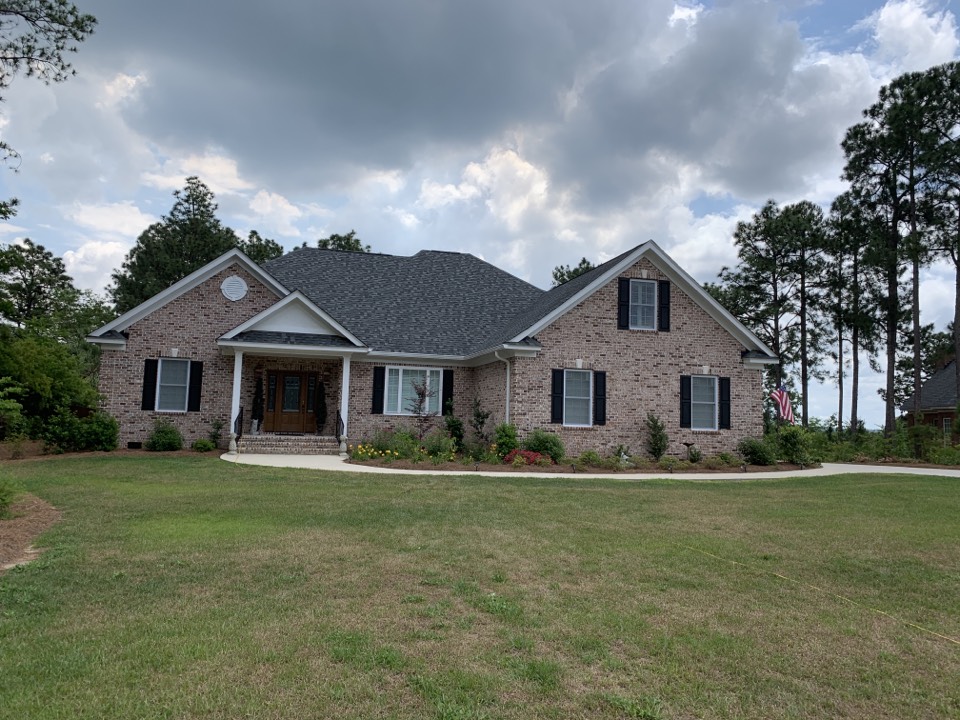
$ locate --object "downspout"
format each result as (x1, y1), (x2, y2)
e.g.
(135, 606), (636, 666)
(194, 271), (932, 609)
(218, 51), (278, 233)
(494, 350), (511, 424)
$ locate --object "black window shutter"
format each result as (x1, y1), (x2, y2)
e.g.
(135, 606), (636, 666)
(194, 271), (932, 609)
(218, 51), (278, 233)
(593, 371), (606, 426)
(658, 280), (671, 331)
(441, 369), (454, 415)
(719, 377), (731, 430)
(617, 278), (630, 329)
(371, 367), (385, 414)
(187, 361), (203, 412)
(141, 359), (158, 411)
(550, 369), (564, 424)
(680, 375), (692, 428)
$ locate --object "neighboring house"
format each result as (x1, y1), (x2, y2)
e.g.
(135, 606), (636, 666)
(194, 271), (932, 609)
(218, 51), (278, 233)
(87, 241), (778, 456)
(902, 360), (958, 439)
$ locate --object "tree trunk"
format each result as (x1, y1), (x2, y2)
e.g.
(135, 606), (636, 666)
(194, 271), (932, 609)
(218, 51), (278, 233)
(885, 221), (898, 437)
(837, 323), (844, 435)
(799, 263), (809, 427)
(852, 323), (860, 438)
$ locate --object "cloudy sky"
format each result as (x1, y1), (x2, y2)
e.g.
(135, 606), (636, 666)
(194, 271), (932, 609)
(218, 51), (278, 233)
(1, 0), (958, 428)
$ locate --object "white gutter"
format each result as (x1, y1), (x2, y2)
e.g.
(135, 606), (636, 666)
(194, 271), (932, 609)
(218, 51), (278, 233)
(494, 350), (511, 424)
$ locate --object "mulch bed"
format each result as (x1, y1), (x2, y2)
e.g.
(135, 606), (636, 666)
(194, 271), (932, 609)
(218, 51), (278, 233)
(0, 494), (62, 574)
(346, 459), (806, 474)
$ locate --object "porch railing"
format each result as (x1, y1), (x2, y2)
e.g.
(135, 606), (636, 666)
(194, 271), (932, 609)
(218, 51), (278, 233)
(234, 406), (244, 441)
(336, 409), (344, 443)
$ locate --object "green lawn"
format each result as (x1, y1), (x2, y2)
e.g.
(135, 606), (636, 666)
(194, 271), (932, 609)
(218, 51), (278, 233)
(1, 456), (958, 719)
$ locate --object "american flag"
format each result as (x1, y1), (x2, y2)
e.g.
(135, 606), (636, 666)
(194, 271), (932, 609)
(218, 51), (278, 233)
(770, 384), (795, 424)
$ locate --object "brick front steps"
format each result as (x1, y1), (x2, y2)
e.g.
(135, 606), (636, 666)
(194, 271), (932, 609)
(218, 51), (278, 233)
(237, 434), (341, 455)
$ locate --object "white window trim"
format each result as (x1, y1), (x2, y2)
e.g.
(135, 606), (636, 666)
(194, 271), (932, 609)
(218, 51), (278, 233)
(629, 278), (657, 331)
(156, 358), (191, 413)
(691, 374), (718, 432)
(563, 369), (593, 428)
(384, 366), (444, 416)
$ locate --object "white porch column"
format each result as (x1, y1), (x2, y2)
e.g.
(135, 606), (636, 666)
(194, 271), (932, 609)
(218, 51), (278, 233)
(339, 354), (351, 455)
(228, 350), (244, 453)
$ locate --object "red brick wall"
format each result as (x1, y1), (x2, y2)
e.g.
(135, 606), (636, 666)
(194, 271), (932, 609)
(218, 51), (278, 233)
(509, 258), (763, 457)
(98, 265), (280, 447)
(347, 361), (477, 442)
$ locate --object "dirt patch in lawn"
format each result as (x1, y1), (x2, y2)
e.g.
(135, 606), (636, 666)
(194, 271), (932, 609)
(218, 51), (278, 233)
(0, 494), (62, 574)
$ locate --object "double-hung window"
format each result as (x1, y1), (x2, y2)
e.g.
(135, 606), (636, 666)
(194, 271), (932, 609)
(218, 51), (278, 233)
(690, 375), (718, 431)
(385, 367), (442, 415)
(156, 358), (191, 412)
(629, 279), (657, 330)
(563, 369), (592, 426)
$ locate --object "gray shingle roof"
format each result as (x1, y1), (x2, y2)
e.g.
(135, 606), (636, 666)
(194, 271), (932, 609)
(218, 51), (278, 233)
(233, 331), (356, 348)
(490, 247), (638, 344)
(902, 360), (958, 412)
(264, 248), (545, 355)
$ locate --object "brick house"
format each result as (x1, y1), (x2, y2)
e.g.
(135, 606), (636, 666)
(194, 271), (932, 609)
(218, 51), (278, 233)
(902, 359), (958, 440)
(88, 241), (777, 456)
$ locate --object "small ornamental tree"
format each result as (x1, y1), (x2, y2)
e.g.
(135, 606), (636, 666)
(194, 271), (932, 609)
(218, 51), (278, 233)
(645, 412), (668, 460)
(407, 378), (437, 440)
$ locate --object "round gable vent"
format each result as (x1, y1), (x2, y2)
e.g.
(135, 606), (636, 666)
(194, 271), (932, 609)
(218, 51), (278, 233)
(221, 275), (248, 301)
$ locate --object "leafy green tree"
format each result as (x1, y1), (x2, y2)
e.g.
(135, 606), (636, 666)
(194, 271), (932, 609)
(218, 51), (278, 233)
(552, 257), (595, 286)
(0, 1), (97, 218)
(0, 238), (73, 326)
(110, 177), (240, 313)
(842, 67), (942, 435)
(316, 230), (370, 253)
(239, 230), (283, 265)
(824, 191), (883, 435)
(778, 200), (828, 426)
(710, 201), (798, 391)
(0, 325), (97, 424)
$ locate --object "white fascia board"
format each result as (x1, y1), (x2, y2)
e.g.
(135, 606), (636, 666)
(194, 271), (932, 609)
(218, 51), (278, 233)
(220, 290), (365, 348)
(89, 249), (289, 338)
(743, 356), (780, 371)
(509, 239), (777, 359)
(217, 340), (370, 358)
(363, 344), (541, 368)
(86, 334), (126, 349)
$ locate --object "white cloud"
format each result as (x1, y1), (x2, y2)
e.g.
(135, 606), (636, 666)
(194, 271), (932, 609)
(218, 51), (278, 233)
(417, 178), (481, 209)
(463, 148), (549, 232)
(248, 190), (303, 237)
(96, 72), (148, 109)
(63, 240), (130, 293)
(65, 202), (157, 237)
(862, 0), (959, 72)
(384, 205), (420, 228)
(142, 152), (254, 195)
(0, 222), (28, 235)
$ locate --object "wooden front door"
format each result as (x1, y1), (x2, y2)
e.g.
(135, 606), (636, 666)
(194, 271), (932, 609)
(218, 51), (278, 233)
(263, 371), (318, 433)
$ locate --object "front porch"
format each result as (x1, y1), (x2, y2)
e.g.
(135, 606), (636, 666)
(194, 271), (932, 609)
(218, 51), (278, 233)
(237, 432), (342, 455)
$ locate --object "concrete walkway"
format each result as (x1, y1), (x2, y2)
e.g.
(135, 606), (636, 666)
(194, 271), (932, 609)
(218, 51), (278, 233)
(221, 452), (960, 480)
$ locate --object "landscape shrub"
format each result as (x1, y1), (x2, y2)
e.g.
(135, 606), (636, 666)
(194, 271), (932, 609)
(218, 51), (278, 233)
(191, 438), (216, 452)
(443, 407), (465, 452)
(577, 450), (603, 467)
(423, 429), (456, 460)
(737, 436), (776, 466)
(645, 413), (668, 460)
(657, 456), (679, 472)
(470, 399), (492, 443)
(503, 448), (544, 466)
(777, 426), (810, 464)
(145, 418), (183, 451)
(493, 423), (519, 459)
(0, 477), (21, 517)
(369, 428), (421, 459)
(687, 445), (702, 463)
(41, 409), (119, 453)
(522, 428), (565, 463)
(925, 444), (960, 465)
